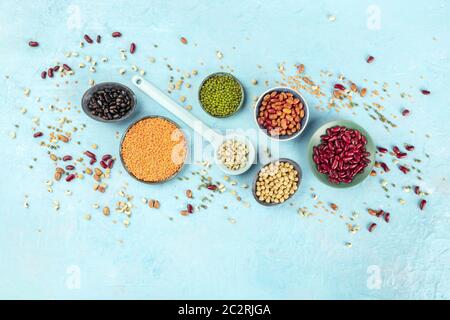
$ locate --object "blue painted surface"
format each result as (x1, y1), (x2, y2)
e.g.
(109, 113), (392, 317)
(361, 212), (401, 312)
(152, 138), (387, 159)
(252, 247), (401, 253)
(0, 0), (449, 299)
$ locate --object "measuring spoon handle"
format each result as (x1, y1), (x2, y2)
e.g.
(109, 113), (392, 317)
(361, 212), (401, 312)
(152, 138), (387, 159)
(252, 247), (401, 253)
(132, 76), (223, 146)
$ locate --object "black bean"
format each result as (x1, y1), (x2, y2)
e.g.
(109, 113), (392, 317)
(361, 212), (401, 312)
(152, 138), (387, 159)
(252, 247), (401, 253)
(88, 86), (133, 120)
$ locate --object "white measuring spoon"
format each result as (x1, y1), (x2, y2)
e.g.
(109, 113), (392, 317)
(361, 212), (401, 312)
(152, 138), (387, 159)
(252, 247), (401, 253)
(131, 75), (255, 175)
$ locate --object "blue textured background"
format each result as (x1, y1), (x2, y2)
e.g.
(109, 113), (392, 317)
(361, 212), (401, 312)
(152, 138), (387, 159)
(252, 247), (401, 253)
(0, 0), (449, 299)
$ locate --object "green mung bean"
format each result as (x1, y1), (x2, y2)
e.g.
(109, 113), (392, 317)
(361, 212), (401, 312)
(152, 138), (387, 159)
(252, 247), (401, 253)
(199, 74), (242, 117)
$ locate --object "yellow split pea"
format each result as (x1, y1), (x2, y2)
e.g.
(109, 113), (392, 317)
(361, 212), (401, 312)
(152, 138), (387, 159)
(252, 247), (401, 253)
(121, 117), (187, 182)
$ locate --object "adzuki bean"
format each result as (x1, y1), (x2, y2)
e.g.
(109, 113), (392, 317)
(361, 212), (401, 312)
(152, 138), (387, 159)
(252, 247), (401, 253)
(312, 126), (371, 184)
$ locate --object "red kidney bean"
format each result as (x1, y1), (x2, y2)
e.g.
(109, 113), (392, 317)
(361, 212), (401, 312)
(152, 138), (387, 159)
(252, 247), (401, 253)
(334, 84), (345, 91)
(421, 89), (430, 95)
(84, 34), (94, 44)
(33, 132), (43, 138)
(107, 159), (115, 169)
(376, 210), (385, 218)
(384, 213), (390, 223)
(28, 41), (39, 47)
(96, 35), (101, 43)
(48, 68), (54, 78)
(313, 126), (370, 184)
(392, 146), (401, 155)
(368, 223), (377, 232)
(399, 165), (410, 174)
(84, 151), (96, 159)
(40, 71), (47, 79)
(63, 64), (72, 71)
(53, 65), (60, 72)
(402, 109), (410, 116)
(62, 155), (72, 161)
(419, 199), (427, 210)
(414, 186), (420, 195)
(66, 174), (76, 182)
(380, 162), (390, 172)
(100, 160), (108, 169)
(187, 204), (194, 214)
(102, 154), (112, 161)
(112, 31), (122, 37)
(366, 55), (375, 63)
(396, 152), (407, 159)
(89, 158), (97, 165)
(207, 184), (217, 191)
(405, 145), (415, 151)
(377, 146), (388, 153)
(130, 42), (136, 54)
(65, 165), (75, 170)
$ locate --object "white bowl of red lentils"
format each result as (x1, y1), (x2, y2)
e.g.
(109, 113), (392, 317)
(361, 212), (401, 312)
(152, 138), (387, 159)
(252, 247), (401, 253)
(254, 87), (309, 141)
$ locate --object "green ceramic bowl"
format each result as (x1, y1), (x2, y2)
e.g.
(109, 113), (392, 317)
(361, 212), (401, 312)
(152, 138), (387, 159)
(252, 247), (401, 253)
(307, 120), (376, 188)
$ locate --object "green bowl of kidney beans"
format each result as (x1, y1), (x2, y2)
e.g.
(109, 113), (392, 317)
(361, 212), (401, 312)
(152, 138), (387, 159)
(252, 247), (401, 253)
(308, 120), (376, 188)
(81, 82), (137, 122)
(198, 72), (245, 118)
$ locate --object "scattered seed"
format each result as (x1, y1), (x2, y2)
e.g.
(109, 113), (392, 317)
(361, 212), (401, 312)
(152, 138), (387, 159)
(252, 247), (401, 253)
(103, 206), (110, 216)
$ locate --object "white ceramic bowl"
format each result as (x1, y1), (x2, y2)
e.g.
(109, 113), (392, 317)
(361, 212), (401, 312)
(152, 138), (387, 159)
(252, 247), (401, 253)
(214, 134), (256, 176)
(254, 86), (309, 141)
